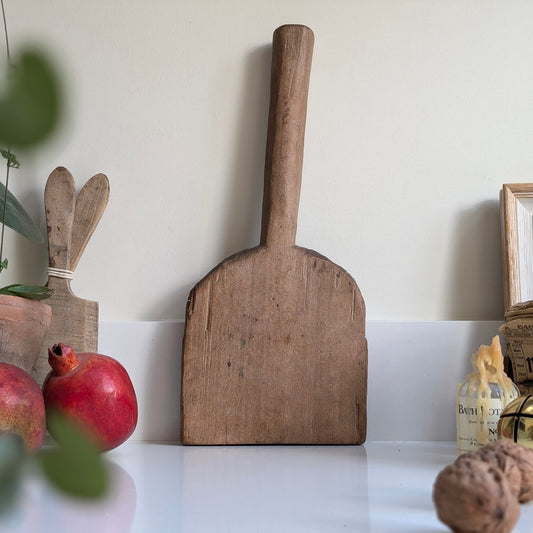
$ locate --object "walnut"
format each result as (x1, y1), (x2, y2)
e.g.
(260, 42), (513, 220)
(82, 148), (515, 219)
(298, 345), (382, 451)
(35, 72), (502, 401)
(489, 440), (533, 503)
(457, 446), (522, 500)
(433, 456), (520, 533)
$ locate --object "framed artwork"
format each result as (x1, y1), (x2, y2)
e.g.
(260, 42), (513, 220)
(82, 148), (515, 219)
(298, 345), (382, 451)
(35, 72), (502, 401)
(501, 183), (533, 312)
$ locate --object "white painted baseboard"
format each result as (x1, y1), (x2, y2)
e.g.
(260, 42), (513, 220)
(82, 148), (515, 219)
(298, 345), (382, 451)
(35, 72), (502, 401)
(98, 320), (504, 443)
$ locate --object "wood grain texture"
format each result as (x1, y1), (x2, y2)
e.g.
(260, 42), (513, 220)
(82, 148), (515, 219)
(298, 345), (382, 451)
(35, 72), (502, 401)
(501, 183), (533, 313)
(71, 173), (109, 271)
(181, 25), (367, 445)
(32, 167), (109, 385)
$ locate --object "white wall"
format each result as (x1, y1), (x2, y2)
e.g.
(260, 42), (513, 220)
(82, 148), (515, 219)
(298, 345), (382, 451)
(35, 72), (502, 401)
(4, 0), (533, 322)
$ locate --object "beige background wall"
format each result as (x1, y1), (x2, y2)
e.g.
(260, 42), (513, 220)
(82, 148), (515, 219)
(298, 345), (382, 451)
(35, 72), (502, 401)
(4, 0), (533, 321)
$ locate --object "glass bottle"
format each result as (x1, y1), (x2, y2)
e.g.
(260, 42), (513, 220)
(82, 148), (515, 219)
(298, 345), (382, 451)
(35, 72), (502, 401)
(456, 336), (520, 454)
(457, 379), (519, 454)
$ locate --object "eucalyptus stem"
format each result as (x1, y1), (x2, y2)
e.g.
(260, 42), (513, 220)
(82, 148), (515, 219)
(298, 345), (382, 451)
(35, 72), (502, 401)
(0, 0), (9, 273)
(0, 156), (9, 271)
(0, 0), (9, 65)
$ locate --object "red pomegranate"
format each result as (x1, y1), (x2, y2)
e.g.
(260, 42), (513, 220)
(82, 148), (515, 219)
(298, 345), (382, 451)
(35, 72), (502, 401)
(42, 343), (138, 452)
(0, 362), (46, 452)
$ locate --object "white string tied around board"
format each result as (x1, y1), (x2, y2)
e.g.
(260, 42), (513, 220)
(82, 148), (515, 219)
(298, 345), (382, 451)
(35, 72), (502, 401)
(48, 267), (75, 280)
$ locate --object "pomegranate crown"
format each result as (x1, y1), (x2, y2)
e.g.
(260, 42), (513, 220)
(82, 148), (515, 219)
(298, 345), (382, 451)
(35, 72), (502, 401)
(48, 343), (78, 376)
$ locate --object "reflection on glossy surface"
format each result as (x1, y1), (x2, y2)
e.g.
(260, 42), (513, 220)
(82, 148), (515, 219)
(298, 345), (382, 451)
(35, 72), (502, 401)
(4, 441), (533, 532)
(180, 445), (369, 532)
(0, 460), (136, 533)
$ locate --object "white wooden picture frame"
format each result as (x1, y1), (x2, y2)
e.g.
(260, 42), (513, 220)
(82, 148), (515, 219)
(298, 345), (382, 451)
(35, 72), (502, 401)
(501, 183), (533, 312)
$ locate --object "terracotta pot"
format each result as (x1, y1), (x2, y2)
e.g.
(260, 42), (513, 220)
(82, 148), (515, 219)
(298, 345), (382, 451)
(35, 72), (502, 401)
(0, 294), (52, 374)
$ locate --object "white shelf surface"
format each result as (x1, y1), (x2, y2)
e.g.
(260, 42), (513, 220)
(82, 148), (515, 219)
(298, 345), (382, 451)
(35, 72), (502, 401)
(3, 441), (533, 533)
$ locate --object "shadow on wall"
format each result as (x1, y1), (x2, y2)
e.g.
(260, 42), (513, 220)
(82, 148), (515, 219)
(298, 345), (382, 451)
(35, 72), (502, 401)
(214, 44), (271, 260)
(12, 189), (48, 287)
(444, 199), (504, 320)
(146, 45), (272, 321)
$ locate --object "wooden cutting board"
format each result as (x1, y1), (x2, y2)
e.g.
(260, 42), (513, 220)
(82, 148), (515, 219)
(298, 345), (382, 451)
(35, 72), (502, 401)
(181, 24), (367, 445)
(32, 167), (109, 385)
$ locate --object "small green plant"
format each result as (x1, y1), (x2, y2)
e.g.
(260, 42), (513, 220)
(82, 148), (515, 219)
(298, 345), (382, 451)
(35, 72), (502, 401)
(0, 0), (61, 300)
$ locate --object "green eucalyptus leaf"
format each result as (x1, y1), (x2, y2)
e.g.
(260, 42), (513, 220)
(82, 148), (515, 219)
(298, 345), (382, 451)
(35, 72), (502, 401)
(0, 258), (7, 271)
(0, 149), (19, 169)
(0, 180), (44, 243)
(0, 284), (52, 300)
(0, 433), (26, 515)
(0, 49), (61, 147)
(37, 413), (108, 500)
